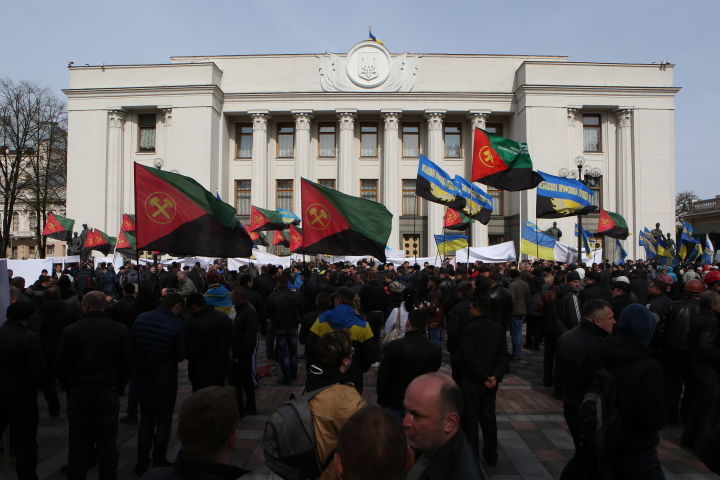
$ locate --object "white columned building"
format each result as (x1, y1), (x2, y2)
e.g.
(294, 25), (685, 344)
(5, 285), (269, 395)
(64, 40), (679, 259)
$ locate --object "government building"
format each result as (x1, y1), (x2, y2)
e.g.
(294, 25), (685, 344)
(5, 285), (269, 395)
(64, 40), (679, 259)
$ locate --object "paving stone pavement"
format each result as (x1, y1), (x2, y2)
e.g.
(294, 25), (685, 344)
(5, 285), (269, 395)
(1, 338), (718, 479)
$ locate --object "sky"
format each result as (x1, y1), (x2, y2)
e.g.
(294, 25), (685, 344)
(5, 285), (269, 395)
(4, 0), (717, 199)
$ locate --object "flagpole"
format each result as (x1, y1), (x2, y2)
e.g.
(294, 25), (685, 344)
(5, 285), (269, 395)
(518, 190), (523, 268)
(466, 221), (471, 280)
(413, 200), (418, 265)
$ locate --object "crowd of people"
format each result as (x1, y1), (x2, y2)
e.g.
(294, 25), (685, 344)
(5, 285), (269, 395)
(0, 254), (719, 479)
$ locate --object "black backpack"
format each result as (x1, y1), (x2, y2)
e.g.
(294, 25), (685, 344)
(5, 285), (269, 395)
(577, 368), (623, 460)
(263, 386), (334, 480)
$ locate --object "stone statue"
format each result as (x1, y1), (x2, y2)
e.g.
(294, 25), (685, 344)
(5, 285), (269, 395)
(545, 221), (562, 240)
(79, 224), (90, 261)
(67, 232), (82, 256)
(651, 223), (663, 242)
(665, 232), (676, 254)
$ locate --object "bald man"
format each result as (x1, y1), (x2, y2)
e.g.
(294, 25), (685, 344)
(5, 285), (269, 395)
(403, 373), (483, 479)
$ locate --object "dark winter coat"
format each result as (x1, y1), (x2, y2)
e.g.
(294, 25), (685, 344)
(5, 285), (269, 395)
(132, 306), (186, 377)
(186, 305), (232, 388)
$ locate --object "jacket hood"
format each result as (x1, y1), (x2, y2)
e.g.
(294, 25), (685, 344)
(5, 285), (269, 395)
(204, 285), (232, 307)
(616, 304), (656, 347)
(305, 364), (351, 392)
(319, 304), (364, 330)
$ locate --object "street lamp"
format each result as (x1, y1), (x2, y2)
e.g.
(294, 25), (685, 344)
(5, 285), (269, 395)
(574, 156), (602, 264)
(153, 157), (164, 170)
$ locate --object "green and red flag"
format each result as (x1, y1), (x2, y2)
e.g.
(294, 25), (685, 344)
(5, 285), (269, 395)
(244, 225), (269, 247)
(84, 228), (115, 255)
(443, 208), (471, 231)
(249, 205), (288, 232)
(134, 163), (253, 258)
(271, 230), (290, 247)
(42, 212), (75, 242)
(121, 213), (136, 232)
(289, 224), (304, 253)
(115, 230), (137, 258)
(471, 128), (542, 191)
(597, 210), (630, 240)
(301, 178), (392, 262)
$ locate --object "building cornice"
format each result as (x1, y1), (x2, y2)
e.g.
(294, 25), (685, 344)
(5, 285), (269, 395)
(514, 85), (681, 96)
(63, 85), (224, 98)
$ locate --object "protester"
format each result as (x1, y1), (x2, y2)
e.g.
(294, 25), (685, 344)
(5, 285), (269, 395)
(264, 273), (303, 385)
(230, 286), (259, 415)
(185, 293), (232, 392)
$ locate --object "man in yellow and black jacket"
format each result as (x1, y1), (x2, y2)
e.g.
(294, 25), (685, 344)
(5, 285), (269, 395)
(305, 286), (379, 393)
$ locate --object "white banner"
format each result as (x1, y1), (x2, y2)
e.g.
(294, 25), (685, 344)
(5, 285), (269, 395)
(7, 258), (54, 283)
(554, 242), (603, 264)
(454, 241), (517, 264)
(386, 256), (443, 267)
(182, 256), (216, 269)
(228, 251), (293, 270)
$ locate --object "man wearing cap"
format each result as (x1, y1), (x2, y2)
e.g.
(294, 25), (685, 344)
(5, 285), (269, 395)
(659, 278), (704, 426)
(555, 271), (583, 335)
(0, 303), (49, 479)
(704, 270), (720, 292)
(579, 271), (611, 305)
(609, 276), (637, 319)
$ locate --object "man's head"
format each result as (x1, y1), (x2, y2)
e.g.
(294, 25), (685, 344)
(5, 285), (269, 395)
(656, 222), (660, 229)
(468, 295), (491, 318)
(566, 271), (582, 290)
(160, 293), (185, 316)
(685, 279), (705, 298)
(333, 287), (356, 307)
(648, 279), (667, 296)
(335, 406), (411, 480)
(402, 373), (463, 452)
(611, 276), (630, 298)
(616, 304), (657, 347)
(186, 293), (206, 312)
(700, 290), (720, 314)
(231, 286), (247, 306)
(177, 386), (240, 462)
(457, 281), (473, 299)
(314, 330), (353, 372)
(704, 270), (720, 292)
(582, 298), (615, 333)
(7, 302), (35, 326)
(407, 308), (428, 333)
(82, 291), (107, 314)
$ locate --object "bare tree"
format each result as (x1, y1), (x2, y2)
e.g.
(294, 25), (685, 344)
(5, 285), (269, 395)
(676, 190), (699, 223)
(0, 79), (67, 258)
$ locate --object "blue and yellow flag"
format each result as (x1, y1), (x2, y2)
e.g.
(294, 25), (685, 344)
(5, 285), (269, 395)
(434, 234), (468, 256)
(521, 221), (556, 260)
(277, 208), (301, 225)
(702, 237), (715, 265)
(536, 171), (599, 219)
(575, 224), (593, 255)
(687, 240), (702, 263)
(613, 239), (627, 265)
(452, 175), (493, 225)
(368, 28), (384, 45)
(416, 155), (467, 211)
(656, 235), (674, 265)
(639, 228), (657, 259)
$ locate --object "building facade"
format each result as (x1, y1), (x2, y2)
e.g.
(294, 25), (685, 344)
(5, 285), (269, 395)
(64, 41), (679, 258)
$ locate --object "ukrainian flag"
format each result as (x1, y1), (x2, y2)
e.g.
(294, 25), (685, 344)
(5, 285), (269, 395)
(614, 239), (627, 265)
(368, 28), (384, 45)
(639, 228), (657, 259)
(521, 221), (556, 261)
(434, 234), (468, 256)
(575, 224), (593, 255)
(656, 235), (674, 265)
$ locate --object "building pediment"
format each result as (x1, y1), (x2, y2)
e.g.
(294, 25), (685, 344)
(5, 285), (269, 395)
(318, 41), (418, 92)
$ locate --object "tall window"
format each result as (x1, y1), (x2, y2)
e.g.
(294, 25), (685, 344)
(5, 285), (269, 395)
(276, 180), (293, 210)
(589, 176), (603, 210)
(138, 114), (157, 152)
(485, 123), (503, 136)
(237, 124), (253, 158)
(488, 189), (504, 216)
(318, 123), (336, 158)
(444, 124), (462, 158)
(235, 180), (251, 220)
(318, 179), (336, 189)
(360, 123), (378, 157)
(28, 212), (36, 233)
(583, 114), (601, 152)
(402, 179), (420, 215)
(277, 124), (295, 158)
(11, 212), (19, 232)
(402, 124), (419, 158)
(360, 179), (378, 202)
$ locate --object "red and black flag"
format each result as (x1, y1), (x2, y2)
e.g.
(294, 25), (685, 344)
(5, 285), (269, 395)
(597, 210), (630, 240)
(115, 230), (137, 258)
(121, 214), (136, 232)
(289, 224), (304, 253)
(134, 163), (253, 258)
(301, 178), (392, 262)
(244, 225), (269, 247)
(271, 230), (290, 248)
(84, 228), (115, 256)
(472, 128), (542, 191)
(42, 212), (75, 242)
(443, 208), (471, 231)
(249, 205), (288, 232)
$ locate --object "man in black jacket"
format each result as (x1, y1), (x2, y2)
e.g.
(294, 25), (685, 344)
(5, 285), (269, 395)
(609, 277), (636, 319)
(377, 309), (441, 419)
(264, 273), (302, 385)
(579, 271), (611, 305)
(230, 287), (259, 415)
(455, 296), (509, 466)
(56, 291), (132, 480)
(555, 271), (583, 335)
(185, 293), (232, 392)
(359, 271), (388, 337)
(487, 273), (512, 332)
(0, 302), (49, 480)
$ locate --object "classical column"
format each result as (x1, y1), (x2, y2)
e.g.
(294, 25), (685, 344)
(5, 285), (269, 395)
(106, 110), (126, 232)
(249, 111), (270, 208)
(336, 110), (357, 195)
(615, 109), (635, 258)
(293, 110), (312, 215)
(425, 111), (445, 251)
(468, 111), (490, 247)
(382, 110), (401, 249)
(159, 108), (172, 167)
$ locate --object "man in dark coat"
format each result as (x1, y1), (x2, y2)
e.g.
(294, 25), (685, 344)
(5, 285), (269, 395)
(579, 271), (611, 305)
(487, 273), (512, 332)
(377, 309), (441, 419)
(264, 273), (303, 385)
(609, 277), (636, 319)
(230, 287), (259, 415)
(359, 270), (388, 337)
(555, 271), (583, 335)
(446, 281), (475, 378)
(402, 373), (484, 480)
(455, 296), (509, 466)
(185, 293), (232, 392)
(56, 291), (132, 480)
(132, 293), (186, 474)
(0, 302), (49, 480)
